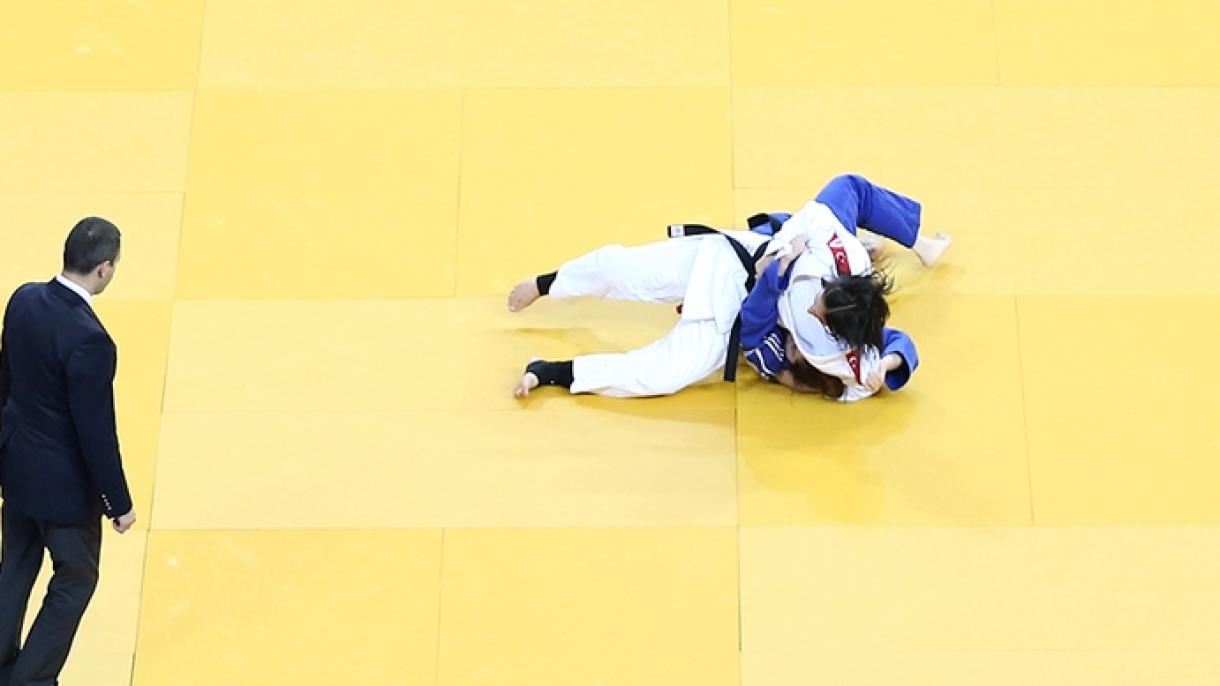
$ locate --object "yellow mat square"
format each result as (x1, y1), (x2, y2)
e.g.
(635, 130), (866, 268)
(452, 0), (729, 87)
(733, 88), (1220, 194)
(152, 407), (735, 529)
(995, 0), (1220, 85)
(176, 90), (461, 299)
(0, 1), (205, 90)
(456, 88), (733, 296)
(133, 529), (442, 685)
(1020, 296), (1220, 524)
(197, 0), (462, 88)
(438, 527), (739, 686)
(59, 652), (134, 686)
(746, 649), (1220, 686)
(732, 0), (996, 86)
(198, 0), (727, 89)
(0, 94), (192, 194)
(741, 526), (1220, 678)
(966, 187), (1220, 297)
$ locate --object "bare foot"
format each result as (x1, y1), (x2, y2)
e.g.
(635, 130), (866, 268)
(513, 371), (540, 398)
(913, 232), (952, 268)
(508, 279), (541, 312)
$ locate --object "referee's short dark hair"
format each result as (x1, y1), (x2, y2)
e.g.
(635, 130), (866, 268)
(63, 217), (121, 275)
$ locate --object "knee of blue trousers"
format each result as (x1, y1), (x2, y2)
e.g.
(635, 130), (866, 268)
(821, 173), (869, 197)
(815, 174), (867, 234)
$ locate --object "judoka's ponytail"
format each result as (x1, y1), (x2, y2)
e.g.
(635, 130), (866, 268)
(822, 271), (893, 350)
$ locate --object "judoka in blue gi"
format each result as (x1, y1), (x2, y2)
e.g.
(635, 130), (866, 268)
(509, 175), (950, 401)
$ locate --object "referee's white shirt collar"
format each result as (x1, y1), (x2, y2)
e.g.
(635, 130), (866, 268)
(54, 274), (93, 305)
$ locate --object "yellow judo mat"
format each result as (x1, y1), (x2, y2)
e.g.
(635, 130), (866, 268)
(2, 1), (1220, 683)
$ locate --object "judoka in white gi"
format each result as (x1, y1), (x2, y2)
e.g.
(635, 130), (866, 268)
(508, 174), (950, 400)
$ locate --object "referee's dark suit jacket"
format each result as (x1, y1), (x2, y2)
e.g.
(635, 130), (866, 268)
(0, 279), (131, 524)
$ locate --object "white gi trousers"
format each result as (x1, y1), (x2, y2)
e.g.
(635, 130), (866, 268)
(549, 232), (766, 397)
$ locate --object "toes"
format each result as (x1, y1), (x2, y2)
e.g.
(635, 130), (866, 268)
(513, 370), (540, 398)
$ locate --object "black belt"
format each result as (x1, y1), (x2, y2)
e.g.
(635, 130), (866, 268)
(667, 224), (768, 381)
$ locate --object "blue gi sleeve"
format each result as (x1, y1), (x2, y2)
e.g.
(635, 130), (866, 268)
(741, 260), (793, 381)
(881, 327), (919, 391)
(744, 330), (788, 380)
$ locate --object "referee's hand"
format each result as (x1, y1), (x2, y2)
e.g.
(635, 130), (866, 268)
(112, 508), (137, 534)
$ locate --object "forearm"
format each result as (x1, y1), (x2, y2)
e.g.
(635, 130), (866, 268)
(882, 352), (902, 373)
(754, 253), (777, 278)
(740, 261), (788, 347)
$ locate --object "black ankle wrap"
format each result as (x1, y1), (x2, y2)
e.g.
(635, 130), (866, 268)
(535, 271), (558, 296)
(526, 359), (573, 388)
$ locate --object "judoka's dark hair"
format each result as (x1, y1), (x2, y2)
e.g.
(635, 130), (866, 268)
(64, 217), (121, 275)
(789, 357), (846, 399)
(822, 270), (893, 350)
